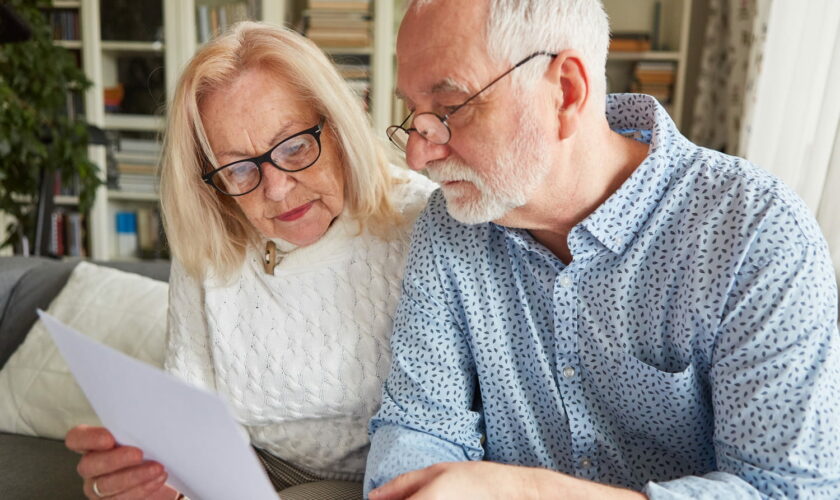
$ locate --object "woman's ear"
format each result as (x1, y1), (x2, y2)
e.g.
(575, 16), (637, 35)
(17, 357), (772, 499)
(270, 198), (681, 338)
(546, 50), (590, 140)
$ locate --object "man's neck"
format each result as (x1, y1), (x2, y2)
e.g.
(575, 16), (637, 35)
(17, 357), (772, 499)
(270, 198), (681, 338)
(496, 120), (650, 264)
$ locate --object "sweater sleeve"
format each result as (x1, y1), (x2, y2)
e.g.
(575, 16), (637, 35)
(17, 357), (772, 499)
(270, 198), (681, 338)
(163, 258), (217, 392)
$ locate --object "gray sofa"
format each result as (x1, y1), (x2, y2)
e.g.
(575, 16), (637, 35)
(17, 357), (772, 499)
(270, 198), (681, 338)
(0, 256), (171, 499)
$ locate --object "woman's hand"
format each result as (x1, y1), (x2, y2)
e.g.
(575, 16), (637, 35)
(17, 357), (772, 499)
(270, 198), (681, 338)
(65, 425), (178, 499)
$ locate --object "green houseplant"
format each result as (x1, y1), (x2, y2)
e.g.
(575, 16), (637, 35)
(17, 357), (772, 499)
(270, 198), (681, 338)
(0, 0), (101, 252)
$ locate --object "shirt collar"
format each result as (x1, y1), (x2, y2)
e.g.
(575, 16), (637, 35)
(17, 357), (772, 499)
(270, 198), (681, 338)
(579, 93), (694, 255)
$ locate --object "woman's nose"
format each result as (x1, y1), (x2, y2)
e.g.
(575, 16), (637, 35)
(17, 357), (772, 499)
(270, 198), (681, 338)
(405, 133), (451, 171)
(260, 162), (296, 201)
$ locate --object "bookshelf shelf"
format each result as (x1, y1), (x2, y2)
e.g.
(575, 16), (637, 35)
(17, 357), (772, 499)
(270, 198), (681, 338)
(608, 50), (681, 61)
(104, 114), (166, 132)
(603, 0), (692, 128)
(53, 0), (81, 8)
(323, 46), (374, 55)
(54, 195), (81, 205)
(108, 191), (159, 202)
(100, 41), (165, 52)
(55, 40), (83, 49)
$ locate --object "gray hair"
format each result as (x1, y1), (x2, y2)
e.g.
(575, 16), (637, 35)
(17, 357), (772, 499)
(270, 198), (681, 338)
(407, 0), (610, 95)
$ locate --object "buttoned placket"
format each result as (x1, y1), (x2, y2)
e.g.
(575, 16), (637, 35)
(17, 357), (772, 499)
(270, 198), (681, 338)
(552, 261), (599, 480)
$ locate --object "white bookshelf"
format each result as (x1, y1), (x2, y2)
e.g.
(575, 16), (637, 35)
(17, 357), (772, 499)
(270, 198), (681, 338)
(603, 0), (693, 128)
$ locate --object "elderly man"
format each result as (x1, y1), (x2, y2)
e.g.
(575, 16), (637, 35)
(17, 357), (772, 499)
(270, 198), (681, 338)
(364, 0), (840, 499)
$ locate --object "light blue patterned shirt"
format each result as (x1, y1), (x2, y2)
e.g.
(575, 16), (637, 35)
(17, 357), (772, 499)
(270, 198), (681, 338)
(366, 94), (840, 498)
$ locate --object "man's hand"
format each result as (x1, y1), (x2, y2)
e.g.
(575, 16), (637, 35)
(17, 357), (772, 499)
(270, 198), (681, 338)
(368, 461), (648, 500)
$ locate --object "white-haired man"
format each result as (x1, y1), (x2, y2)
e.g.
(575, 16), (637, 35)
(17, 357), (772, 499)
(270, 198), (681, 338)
(365, 0), (840, 499)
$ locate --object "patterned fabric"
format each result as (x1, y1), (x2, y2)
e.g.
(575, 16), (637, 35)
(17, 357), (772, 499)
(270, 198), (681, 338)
(366, 94), (840, 498)
(165, 167), (437, 479)
(690, 0), (771, 155)
(279, 481), (362, 500)
(255, 447), (323, 491)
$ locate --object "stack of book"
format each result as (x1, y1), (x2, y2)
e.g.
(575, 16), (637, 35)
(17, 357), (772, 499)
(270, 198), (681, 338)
(49, 209), (86, 258)
(609, 33), (652, 53)
(631, 61), (676, 106)
(197, 1), (251, 44)
(115, 138), (160, 194)
(304, 0), (372, 48)
(334, 56), (371, 108)
(49, 9), (80, 41)
(114, 208), (167, 260)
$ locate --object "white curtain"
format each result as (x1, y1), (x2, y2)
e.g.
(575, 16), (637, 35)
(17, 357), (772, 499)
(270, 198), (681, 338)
(740, 0), (840, 279)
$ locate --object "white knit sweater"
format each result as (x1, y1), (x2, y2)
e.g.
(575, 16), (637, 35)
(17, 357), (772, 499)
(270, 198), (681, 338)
(164, 168), (436, 479)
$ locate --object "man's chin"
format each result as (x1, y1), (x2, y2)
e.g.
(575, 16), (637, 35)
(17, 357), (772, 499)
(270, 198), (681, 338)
(443, 194), (512, 225)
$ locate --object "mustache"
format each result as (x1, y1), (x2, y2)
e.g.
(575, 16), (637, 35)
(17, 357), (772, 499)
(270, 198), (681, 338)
(427, 159), (484, 186)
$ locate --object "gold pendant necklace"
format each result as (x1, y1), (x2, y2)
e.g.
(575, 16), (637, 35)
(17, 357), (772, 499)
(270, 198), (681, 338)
(263, 240), (277, 275)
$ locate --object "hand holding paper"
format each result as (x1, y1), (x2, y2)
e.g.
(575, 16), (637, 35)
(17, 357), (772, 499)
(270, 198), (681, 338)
(39, 310), (278, 500)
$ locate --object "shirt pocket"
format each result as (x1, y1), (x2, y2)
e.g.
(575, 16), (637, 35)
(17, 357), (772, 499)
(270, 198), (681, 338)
(594, 349), (711, 451)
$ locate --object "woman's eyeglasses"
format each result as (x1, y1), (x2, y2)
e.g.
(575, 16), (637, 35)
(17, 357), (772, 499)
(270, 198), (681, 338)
(202, 119), (324, 197)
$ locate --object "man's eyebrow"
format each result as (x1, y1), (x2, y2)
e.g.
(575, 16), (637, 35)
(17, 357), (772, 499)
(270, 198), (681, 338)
(430, 78), (471, 95)
(394, 78), (472, 102)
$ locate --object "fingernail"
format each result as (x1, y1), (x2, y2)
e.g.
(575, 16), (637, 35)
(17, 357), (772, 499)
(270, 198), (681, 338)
(146, 463), (163, 478)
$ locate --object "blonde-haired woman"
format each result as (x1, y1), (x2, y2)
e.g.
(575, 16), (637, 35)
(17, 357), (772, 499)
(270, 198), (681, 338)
(64, 22), (435, 500)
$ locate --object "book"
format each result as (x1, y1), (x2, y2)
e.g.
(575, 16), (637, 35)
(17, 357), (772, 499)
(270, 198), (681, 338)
(610, 33), (652, 52)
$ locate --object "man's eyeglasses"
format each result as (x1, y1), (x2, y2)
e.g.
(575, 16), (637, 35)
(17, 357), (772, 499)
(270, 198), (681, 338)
(202, 119), (325, 196)
(386, 51), (557, 152)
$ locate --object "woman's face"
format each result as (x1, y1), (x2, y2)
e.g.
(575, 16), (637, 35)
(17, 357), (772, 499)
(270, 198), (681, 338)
(200, 67), (345, 247)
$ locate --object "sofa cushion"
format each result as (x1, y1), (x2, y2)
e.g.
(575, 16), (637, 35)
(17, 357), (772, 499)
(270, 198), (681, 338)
(0, 258), (78, 369)
(0, 261), (168, 439)
(0, 432), (86, 499)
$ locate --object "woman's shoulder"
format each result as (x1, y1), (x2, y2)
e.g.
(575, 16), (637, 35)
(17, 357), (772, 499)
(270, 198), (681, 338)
(387, 165), (438, 223)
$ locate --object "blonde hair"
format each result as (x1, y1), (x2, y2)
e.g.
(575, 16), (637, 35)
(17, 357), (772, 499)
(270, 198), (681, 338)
(160, 22), (398, 280)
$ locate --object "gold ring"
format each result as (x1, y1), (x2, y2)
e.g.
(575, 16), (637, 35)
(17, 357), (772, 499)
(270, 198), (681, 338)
(92, 479), (104, 498)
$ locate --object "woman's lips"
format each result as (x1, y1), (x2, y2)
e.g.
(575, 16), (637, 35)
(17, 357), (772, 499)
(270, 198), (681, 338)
(276, 201), (314, 222)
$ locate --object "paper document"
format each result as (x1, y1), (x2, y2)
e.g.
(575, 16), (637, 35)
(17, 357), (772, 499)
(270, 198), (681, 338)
(39, 310), (278, 500)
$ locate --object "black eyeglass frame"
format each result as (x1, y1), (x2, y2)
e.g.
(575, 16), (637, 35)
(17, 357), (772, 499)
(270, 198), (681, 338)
(386, 51), (558, 150)
(202, 119), (325, 197)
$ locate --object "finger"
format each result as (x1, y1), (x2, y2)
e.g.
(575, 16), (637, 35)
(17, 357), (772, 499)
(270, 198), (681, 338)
(66, 425), (116, 453)
(103, 473), (168, 500)
(369, 466), (440, 500)
(76, 446), (147, 479)
(83, 463), (166, 499)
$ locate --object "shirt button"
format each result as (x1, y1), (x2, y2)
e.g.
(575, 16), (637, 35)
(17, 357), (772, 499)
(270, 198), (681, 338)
(562, 366), (576, 379)
(613, 236), (623, 247)
(559, 275), (573, 288)
(580, 457), (592, 468)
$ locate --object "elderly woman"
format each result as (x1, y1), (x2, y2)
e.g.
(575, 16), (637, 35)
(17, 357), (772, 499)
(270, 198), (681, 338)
(64, 22), (435, 500)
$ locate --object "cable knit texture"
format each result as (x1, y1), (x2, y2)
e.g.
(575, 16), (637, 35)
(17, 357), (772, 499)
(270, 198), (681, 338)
(165, 168), (436, 479)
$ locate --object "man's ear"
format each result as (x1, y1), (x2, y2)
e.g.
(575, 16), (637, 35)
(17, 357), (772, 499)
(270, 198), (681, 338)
(546, 50), (590, 140)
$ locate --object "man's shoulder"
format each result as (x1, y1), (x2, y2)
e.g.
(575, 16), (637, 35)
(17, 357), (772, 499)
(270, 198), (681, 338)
(674, 146), (823, 246)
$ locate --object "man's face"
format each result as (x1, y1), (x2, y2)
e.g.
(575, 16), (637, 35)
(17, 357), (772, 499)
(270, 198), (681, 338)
(396, 1), (555, 224)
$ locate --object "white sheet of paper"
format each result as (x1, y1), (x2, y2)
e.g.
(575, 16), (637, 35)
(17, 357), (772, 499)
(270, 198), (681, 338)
(38, 310), (278, 500)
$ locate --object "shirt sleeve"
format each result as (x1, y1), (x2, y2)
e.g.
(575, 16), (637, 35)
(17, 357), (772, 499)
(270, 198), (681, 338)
(163, 258), (217, 392)
(364, 208), (485, 496)
(644, 234), (840, 498)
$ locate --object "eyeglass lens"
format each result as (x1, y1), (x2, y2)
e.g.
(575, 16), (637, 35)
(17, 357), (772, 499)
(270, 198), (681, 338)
(387, 113), (452, 152)
(213, 133), (320, 195)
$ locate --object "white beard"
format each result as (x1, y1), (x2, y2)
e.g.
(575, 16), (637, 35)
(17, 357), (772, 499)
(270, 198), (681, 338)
(428, 114), (552, 224)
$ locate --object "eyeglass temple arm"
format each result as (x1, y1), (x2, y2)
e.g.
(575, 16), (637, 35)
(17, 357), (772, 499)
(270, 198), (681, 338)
(445, 51), (558, 120)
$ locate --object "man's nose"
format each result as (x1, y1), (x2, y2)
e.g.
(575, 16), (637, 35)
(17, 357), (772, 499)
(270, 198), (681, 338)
(405, 133), (451, 171)
(261, 162), (296, 201)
